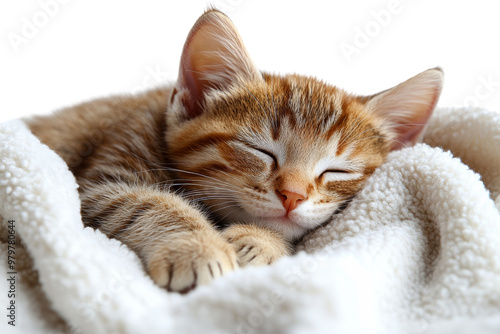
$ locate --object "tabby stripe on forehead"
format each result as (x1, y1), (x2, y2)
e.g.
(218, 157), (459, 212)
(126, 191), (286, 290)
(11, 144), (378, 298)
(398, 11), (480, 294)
(281, 81), (297, 129)
(170, 133), (234, 156)
(325, 107), (348, 142)
(271, 117), (281, 140)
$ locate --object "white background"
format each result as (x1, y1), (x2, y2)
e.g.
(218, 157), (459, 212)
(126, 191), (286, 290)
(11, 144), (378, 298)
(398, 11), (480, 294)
(1, 0), (499, 123)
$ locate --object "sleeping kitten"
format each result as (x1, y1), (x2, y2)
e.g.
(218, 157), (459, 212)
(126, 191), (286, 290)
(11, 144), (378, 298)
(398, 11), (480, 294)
(26, 9), (443, 293)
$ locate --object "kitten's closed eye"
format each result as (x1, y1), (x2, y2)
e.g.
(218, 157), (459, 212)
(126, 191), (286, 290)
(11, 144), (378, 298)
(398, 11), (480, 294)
(244, 144), (278, 168)
(322, 169), (351, 174)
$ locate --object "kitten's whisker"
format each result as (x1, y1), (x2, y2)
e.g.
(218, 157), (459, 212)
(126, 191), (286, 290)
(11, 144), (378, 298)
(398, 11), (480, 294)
(176, 182), (242, 194)
(212, 205), (244, 224)
(205, 201), (241, 215)
(128, 152), (177, 171)
(194, 197), (240, 204)
(160, 166), (241, 190)
(154, 180), (246, 200)
(180, 188), (245, 201)
(135, 168), (173, 174)
(180, 187), (244, 198)
(213, 167), (251, 185)
(170, 182), (248, 197)
(193, 194), (239, 199)
(171, 179), (250, 197)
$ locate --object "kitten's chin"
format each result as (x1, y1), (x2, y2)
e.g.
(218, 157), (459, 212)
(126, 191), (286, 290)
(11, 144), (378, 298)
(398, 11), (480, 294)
(214, 206), (319, 241)
(247, 216), (310, 242)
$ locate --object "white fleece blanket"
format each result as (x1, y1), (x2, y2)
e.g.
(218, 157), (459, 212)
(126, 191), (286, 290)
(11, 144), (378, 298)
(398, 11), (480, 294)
(1, 107), (500, 334)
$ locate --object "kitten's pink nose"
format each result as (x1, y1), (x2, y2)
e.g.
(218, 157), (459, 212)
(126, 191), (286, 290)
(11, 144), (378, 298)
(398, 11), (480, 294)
(278, 190), (306, 214)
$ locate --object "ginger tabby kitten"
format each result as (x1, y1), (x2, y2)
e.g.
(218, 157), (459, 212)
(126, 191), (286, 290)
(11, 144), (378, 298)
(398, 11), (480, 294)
(26, 9), (443, 293)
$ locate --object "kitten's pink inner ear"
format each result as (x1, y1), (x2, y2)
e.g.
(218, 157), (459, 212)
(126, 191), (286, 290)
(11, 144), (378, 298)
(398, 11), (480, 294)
(366, 68), (444, 151)
(177, 9), (262, 119)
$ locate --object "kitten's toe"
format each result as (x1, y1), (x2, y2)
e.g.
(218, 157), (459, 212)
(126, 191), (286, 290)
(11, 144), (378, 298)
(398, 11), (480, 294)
(232, 238), (279, 267)
(223, 224), (292, 268)
(147, 230), (238, 293)
(236, 244), (261, 266)
(168, 263), (197, 293)
(196, 257), (236, 287)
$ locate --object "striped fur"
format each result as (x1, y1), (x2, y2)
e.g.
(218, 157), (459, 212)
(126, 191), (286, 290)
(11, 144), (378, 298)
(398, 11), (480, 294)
(26, 9), (443, 292)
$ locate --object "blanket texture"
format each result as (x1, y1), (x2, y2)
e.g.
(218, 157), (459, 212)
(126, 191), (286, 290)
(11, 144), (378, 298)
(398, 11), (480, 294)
(1, 106), (500, 334)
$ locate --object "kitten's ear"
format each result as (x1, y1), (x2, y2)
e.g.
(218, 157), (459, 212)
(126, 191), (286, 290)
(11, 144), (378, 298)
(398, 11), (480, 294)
(174, 9), (262, 119)
(365, 68), (444, 151)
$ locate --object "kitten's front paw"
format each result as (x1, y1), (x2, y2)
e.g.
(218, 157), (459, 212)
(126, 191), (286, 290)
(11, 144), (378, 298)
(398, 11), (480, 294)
(223, 224), (292, 267)
(146, 230), (238, 293)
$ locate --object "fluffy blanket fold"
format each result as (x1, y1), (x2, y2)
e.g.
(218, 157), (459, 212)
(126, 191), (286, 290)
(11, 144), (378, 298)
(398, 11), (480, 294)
(1, 107), (500, 334)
